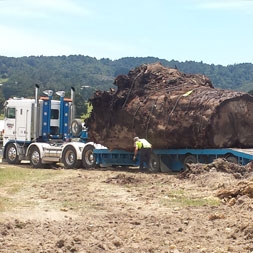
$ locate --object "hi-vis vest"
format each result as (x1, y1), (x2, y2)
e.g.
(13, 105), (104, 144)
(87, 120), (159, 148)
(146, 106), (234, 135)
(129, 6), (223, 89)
(136, 139), (152, 150)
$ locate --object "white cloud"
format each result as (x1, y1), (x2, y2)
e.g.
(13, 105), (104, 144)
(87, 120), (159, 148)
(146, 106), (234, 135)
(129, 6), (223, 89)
(0, 25), (74, 57)
(194, 0), (253, 11)
(25, 0), (90, 15)
(0, 0), (95, 56)
(0, 0), (91, 19)
(0, 23), (137, 59)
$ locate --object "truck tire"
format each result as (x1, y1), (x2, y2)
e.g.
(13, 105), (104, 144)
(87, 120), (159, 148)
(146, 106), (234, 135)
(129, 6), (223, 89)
(30, 146), (42, 168)
(148, 153), (160, 173)
(183, 154), (197, 169)
(6, 143), (20, 164)
(82, 144), (96, 169)
(62, 146), (81, 169)
(71, 119), (83, 137)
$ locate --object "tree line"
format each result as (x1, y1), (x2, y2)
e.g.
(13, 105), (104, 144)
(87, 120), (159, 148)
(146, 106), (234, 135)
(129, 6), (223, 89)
(0, 55), (252, 116)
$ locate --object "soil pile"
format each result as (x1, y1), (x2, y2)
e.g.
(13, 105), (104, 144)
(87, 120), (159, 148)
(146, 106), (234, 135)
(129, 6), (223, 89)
(87, 63), (253, 150)
(179, 158), (253, 179)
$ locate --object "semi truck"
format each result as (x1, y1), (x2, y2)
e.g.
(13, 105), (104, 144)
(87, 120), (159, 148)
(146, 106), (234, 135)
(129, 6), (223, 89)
(2, 85), (105, 169)
(2, 85), (253, 172)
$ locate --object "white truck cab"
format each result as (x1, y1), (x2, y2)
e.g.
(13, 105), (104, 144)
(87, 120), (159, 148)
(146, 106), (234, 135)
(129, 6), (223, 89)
(4, 98), (62, 146)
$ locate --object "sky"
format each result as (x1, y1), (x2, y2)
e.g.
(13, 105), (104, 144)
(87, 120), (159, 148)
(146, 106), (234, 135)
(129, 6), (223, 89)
(0, 0), (253, 66)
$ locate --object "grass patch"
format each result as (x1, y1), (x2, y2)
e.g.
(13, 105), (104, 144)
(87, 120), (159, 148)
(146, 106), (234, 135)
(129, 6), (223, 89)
(0, 197), (8, 212)
(0, 166), (61, 187)
(0, 165), (64, 212)
(161, 189), (220, 208)
(61, 199), (84, 211)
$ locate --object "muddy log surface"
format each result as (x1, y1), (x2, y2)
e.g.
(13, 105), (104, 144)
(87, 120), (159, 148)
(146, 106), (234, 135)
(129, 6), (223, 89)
(86, 63), (253, 151)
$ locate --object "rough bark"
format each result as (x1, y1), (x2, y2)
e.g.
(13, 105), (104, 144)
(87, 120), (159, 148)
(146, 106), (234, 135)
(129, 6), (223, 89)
(86, 63), (253, 151)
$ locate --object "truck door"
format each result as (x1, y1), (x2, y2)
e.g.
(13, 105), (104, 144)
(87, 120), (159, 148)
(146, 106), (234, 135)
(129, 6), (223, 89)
(15, 106), (32, 141)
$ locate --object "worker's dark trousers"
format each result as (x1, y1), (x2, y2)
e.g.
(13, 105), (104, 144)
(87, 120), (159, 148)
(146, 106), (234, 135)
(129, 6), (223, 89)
(139, 148), (152, 170)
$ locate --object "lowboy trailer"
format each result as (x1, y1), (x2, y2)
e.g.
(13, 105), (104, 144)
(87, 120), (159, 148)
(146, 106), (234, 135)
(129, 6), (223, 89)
(93, 147), (253, 172)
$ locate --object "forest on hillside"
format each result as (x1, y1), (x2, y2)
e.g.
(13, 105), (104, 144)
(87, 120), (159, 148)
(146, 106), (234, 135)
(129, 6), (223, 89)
(0, 55), (252, 116)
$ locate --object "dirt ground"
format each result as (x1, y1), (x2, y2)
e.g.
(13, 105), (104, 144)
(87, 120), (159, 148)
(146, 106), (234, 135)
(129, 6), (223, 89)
(0, 161), (253, 253)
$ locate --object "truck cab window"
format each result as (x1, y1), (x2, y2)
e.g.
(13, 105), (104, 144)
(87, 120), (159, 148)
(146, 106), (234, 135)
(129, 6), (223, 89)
(6, 108), (16, 119)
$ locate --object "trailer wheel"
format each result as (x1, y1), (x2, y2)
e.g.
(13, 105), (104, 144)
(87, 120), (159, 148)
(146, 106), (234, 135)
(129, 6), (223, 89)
(6, 143), (20, 164)
(183, 154), (197, 169)
(225, 154), (238, 164)
(62, 146), (81, 169)
(71, 119), (83, 137)
(30, 146), (42, 168)
(82, 144), (96, 169)
(148, 153), (160, 173)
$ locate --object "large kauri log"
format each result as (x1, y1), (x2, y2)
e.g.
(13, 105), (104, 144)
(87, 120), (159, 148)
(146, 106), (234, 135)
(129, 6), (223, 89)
(86, 63), (253, 151)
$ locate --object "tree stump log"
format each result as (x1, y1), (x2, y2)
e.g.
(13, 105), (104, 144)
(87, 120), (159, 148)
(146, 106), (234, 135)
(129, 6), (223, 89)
(86, 63), (253, 151)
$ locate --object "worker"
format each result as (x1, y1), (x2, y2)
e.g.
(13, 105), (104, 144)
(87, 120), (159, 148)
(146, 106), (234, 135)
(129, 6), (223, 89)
(133, 137), (152, 171)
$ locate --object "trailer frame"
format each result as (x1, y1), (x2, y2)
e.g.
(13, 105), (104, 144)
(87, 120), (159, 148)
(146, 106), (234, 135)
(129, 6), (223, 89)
(93, 148), (253, 172)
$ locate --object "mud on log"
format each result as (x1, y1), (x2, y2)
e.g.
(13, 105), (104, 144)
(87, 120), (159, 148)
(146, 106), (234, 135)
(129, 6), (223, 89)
(86, 63), (253, 151)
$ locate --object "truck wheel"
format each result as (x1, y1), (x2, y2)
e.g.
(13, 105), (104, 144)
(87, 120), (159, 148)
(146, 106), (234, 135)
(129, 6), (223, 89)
(82, 144), (96, 169)
(148, 153), (160, 173)
(71, 119), (82, 137)
(30, 146), (42, 168)
(62, 146), (81, 169)
(183, 154), (197, 169)
(6, 143), (20, 164)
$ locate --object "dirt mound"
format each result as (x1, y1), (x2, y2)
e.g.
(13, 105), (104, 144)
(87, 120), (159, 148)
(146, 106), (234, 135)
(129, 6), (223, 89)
(216, 181), (253, 199)
(178, 159), (253, 212)
(87, 62), (253, 150)
(179, 158), (253, 179)
(103, 174), (142, 185)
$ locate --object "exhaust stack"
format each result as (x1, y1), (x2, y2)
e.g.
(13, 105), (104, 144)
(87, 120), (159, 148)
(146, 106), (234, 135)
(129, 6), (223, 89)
(70, 87), (76, 122)
(56, 91), (65, 137)
(33, 84), (40, 140)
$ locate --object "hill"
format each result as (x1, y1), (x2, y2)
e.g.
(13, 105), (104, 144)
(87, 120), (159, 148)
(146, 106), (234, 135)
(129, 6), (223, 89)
(0, 55), (252, 114)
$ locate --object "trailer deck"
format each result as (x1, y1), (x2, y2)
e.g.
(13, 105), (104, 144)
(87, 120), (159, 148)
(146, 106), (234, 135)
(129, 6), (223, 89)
(93, 148), (253, 172)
